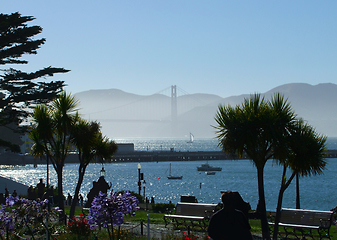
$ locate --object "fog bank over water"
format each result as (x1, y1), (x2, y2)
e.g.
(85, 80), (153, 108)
(75, 83), (337, 139)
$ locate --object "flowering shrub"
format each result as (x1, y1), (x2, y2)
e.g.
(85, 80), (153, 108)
(0, 205), (15, 237)
(0, 196), (62, 239)
(67, 214), (91, 236)
(88, 190), (139, 240)
(176, 233), (211, 240)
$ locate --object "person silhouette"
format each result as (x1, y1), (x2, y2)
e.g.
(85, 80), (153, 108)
(80, 194), (84, 206)
(12, 190), (17, 198)
(67, 193), (72, 205)
(5, 188), (9, 198)
(207, 191), (253, 240)
(37, 178), (45, 199)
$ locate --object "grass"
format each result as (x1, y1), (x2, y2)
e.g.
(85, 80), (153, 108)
(39, 206), (337, 239)
(125, 210), (168, 224)
(126, 210), (337, 240)
(63, 205), (85, 216)
(250, 218), (337, 239)
(124, 209), (337, 239)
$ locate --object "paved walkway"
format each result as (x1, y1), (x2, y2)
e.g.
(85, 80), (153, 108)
(122, 222), (264, 239)
(0, 175), (29, 196)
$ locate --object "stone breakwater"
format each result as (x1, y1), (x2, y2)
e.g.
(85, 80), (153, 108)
(1, 149), (337, 165)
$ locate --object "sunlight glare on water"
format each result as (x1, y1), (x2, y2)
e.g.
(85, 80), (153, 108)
(1, 138), (337, 212)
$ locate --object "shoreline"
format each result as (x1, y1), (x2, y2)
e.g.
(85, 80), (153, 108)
(1, 149), (337, 165)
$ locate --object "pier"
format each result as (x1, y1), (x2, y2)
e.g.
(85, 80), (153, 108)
(112, 149), (337, 162)
(1, 149), (337, 165)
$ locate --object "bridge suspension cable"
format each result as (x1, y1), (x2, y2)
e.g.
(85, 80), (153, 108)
(82, 85), (205, 122)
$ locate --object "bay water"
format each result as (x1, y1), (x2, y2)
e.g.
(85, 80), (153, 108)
(0, 138), (337, 212)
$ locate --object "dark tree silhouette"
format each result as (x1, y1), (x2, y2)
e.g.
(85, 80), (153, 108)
(69, 120), (117, 220)
(30, 92), (79, 220)
(272, 119), (326, 240)
(214, 93), (296, 240)
(0, 12), (69, 151)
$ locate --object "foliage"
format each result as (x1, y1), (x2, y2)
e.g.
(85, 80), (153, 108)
(152, 203), (175, 213)
(88, 190), (139, 228)
(0, 204), (15, 237)
(272, 119), (327, 240)
(0, 196), (62, 239)
(30, 91), (79, 215)
(88, 190), (139, 240)
(124, 210), (165, 224)
(67, 214), (92, 237)
(0, 12), (68, 150)
(175, 232), (210, 240)
(214, 93), (296, 240)
(57, 227), (139, 240)
(214, 93), (328, 240)
(131, 191), (144, 203)
(69, 120), (117, 220)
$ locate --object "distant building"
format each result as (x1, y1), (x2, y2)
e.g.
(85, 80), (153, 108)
(1, 127), (135, 156)
(116, 143), (134, 153)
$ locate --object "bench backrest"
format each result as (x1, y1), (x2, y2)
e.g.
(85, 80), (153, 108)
(175, 202), (218, 217)
(280, 208), (333, 227)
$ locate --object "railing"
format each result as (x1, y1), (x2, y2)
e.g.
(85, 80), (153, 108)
(121, 214), (208, 240)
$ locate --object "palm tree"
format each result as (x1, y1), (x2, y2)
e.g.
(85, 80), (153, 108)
(30, 92), (79, 219)
(272, 119), (327, 240)
(69, 120), (117, 220)
(214, 93), (296, 240)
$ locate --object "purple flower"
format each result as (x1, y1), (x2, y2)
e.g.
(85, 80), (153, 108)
(5, 195), (18, 206)
(0, 206), (15, 236)
(0, 196), (60, 237)
(88, 190), (139, 230)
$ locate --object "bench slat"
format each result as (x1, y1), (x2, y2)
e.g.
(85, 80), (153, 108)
(164, 202), (218, 231)
(268, 208), (333, 239)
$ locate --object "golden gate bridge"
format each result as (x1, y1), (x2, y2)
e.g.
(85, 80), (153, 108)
(83, 85), (207, 123)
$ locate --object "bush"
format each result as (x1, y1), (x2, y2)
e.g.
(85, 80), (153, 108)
(117, 190), (144, 203)
(152, 203), (175, 213)
(67, 214), (92, 237)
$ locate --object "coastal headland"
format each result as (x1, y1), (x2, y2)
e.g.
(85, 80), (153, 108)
(1, 149), (337, 165)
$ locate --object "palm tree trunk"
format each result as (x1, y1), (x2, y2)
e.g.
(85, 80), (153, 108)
(273, 185), (285, 240)
(69, 164), (86, 220)
(257, 166), (271, 240)
(296, 173), (300, 209)
(273, 166), (297, 240)
(56, 164), (65, 223)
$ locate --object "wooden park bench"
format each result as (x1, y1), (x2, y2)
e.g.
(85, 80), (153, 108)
(268, 208), (333, 239)
(164, 202), (218, 231)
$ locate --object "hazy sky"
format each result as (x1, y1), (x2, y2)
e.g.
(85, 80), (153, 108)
(3, 1), (337, 98)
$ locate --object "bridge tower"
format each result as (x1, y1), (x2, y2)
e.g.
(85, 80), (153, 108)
(171, 85), (177, 122)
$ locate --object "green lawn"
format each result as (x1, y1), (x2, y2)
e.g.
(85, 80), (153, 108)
(129, 210), (337, 240)
(63, 205), (86, 216)
(65, 206), (337, 239)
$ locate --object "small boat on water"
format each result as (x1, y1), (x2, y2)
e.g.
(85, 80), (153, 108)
(167, 163), (183, 180)
(197, 162), (222, 171)
(187, 133), (194, 143)
(206, 171), (216, 175)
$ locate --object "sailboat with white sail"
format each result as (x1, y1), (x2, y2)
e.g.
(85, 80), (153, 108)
(167, 163), (183, 180)
(187, 133), (194, 143)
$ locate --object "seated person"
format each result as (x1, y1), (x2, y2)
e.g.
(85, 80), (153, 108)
(207, 191), (253, 240)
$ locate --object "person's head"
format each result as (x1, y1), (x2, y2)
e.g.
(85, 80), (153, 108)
(221, 191), (236, 210)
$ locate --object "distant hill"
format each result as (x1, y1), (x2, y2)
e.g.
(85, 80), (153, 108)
(75, 83), (337, 139)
